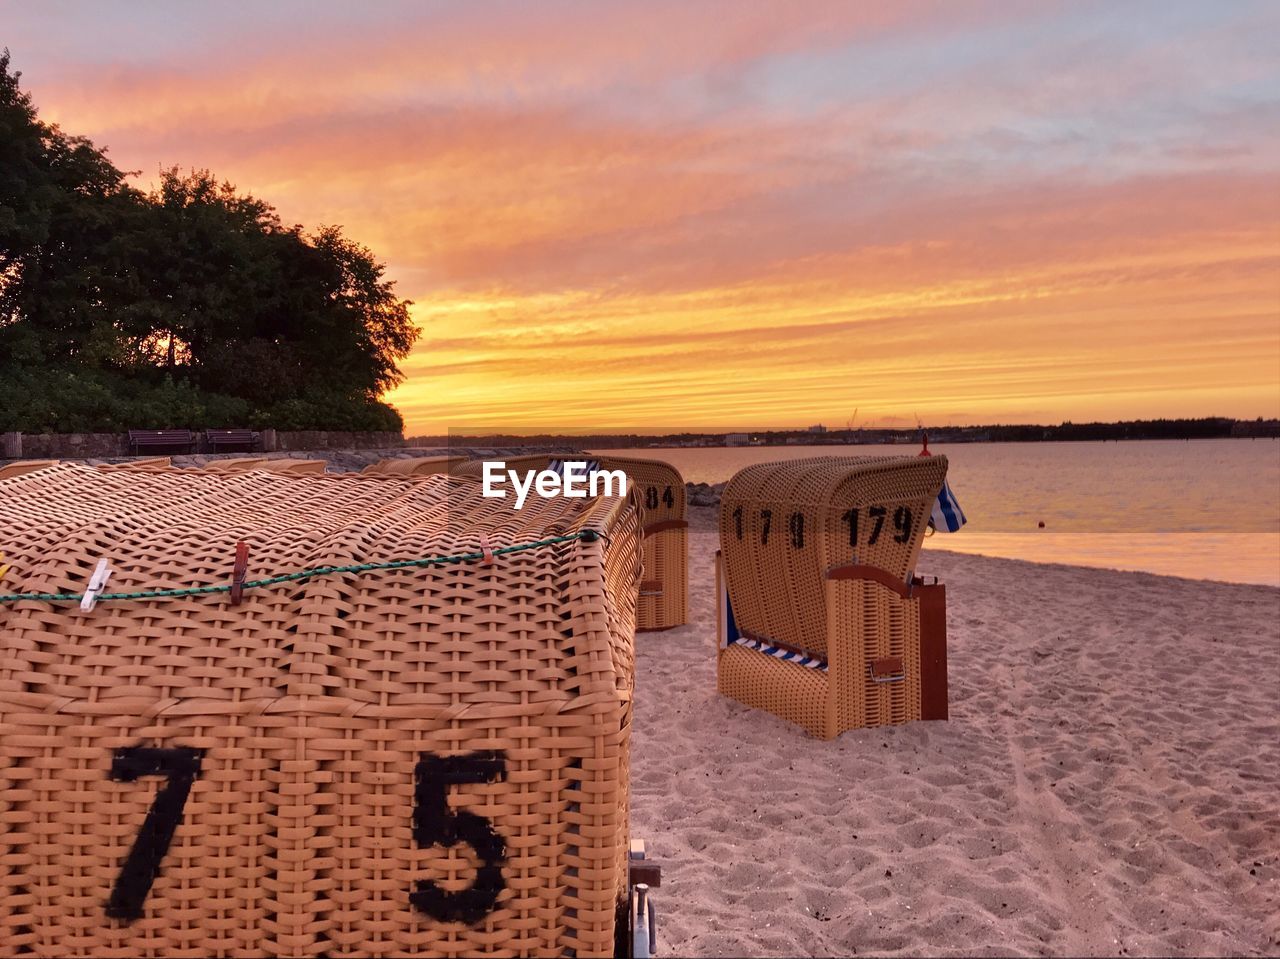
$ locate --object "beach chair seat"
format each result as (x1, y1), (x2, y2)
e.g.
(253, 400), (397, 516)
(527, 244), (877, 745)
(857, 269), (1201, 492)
(457, 453), (688, 630)
(716, 455), (949, 738)
(611, 455), (688, 631)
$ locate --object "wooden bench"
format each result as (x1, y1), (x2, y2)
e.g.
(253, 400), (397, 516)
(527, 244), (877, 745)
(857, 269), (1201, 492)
(205, 429), (258, 453)
(127, 429), (196, 455)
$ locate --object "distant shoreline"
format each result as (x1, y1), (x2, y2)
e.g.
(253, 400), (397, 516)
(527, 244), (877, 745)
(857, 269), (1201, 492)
(409, 418), (1279, 449)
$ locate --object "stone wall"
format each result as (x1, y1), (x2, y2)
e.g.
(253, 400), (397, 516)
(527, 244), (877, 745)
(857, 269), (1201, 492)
(11, 433), (129, 459)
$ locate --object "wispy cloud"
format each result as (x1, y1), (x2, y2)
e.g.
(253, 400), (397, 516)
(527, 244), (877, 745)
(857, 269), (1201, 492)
(7, 0), (1278, 429)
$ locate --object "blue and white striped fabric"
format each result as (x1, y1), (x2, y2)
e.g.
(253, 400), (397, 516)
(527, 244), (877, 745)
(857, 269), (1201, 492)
(929, 478), (967, 532)
(731, 636), (828, 672)
(549, 458), (600, 477)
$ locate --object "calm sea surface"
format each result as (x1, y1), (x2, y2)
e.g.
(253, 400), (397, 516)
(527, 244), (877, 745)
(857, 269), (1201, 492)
(595, 440), (1280, 586)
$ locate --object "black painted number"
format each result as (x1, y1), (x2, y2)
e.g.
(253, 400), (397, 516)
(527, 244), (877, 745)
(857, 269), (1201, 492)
(106, 746), (205, 921)
(868, 506), (887, 545)
(893, 506), (914, 543)
(842, 508), (859, 547)
(645, 486), (659, 510)
(662, 485), (675, 508)
(788, 512), (804, 549)
(411, 750), (508, 925)
(733, 506), (744, 540)
(760, 509), (772, 545)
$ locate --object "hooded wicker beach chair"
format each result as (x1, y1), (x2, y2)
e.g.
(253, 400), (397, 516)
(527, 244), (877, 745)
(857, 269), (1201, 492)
(96, 457), (172, 472)
(0, 463), (642, 957)
(361, 454), (469, 477)
(201, 456), (269, 471)
(199, 457), (327, 475)
(0, 459), (58, 479)
(457, 453), (687, 630)
(260, 458), (327, 474)
(716, 455), (950, 739)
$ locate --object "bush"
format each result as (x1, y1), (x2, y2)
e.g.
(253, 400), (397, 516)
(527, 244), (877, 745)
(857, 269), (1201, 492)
(0, 369), (399, 434)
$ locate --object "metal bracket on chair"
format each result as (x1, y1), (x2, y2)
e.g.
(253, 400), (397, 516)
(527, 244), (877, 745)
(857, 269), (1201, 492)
(629, 839), (660, 958)
(869, 656), (905, 684)
(629, 838), (661, 887)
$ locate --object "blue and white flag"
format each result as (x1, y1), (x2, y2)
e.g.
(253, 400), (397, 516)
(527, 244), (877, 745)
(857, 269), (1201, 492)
(548, 458), (600, 477)
(929, 478), (967, 532)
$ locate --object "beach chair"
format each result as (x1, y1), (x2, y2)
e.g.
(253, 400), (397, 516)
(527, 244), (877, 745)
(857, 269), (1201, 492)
(360, 454), (469, 476)
(261, 458), (327, 474)
(96, 457), (172, 472)
(457, 454), (688, 630)
(0, 463), (642, 956)
(202, 457), (269, 472)
(0, 460), (59, 480)
(716, 455), (950, 739)
(199, 458), (326, 475)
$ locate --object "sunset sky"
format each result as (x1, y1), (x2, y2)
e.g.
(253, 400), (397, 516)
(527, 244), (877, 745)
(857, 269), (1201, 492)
(8, 1), (1279, 432)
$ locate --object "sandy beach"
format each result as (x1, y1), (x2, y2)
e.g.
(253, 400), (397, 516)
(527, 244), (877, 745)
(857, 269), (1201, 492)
(630, 514), (1280, 957)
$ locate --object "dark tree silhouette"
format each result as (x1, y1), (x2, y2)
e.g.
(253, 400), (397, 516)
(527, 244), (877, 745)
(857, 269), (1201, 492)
(0, 50), (419, 432)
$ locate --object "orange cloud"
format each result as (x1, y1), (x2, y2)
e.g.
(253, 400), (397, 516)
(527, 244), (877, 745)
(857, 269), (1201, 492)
(8, 1), (1277, 431)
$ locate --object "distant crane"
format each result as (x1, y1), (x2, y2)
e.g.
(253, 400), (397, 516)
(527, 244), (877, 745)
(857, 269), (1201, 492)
(846, 408), (860, 444)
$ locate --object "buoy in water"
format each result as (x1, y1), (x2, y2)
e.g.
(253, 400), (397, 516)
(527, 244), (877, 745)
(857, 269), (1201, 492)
(1038, 520), (1046, 528)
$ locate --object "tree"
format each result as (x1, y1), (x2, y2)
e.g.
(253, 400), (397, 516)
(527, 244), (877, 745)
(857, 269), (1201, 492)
(0, 50), (420, 433)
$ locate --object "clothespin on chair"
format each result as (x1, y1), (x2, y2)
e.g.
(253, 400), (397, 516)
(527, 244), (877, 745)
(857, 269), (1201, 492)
(477, 533), (495, 567)
(230, 541), (250, 605)
(80, 558), (112, 612)
(0, 553), (10, 584)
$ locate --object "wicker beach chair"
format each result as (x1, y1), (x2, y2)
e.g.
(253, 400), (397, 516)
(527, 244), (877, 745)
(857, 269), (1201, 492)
(96, 456), (172, 472)
(0, 459), (58, 479)
(0, 463), (642, 957)
(457, 453), (688, 630)
(199, 457), (326, 475)
(716, 455), (950, 739)
(361, 454), (469, 476)
(260, 458), (327, 474)
(201, 456), (269, 471)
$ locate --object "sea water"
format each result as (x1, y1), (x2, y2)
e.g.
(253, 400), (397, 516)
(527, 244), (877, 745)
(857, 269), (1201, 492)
(596, 439), (1280, 586)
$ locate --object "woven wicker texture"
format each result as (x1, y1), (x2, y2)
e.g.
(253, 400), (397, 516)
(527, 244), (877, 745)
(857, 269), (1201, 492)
(456, 455), (686, 631)
(0, 461), (58, 480)
(0, 463), (641, 957)
(201, 457), (270, 472)
(195, 458), (327, 475)
(717, 456), (946, 739)
(259, 459), (328, 475)
(361, 456), (469, 477)
(96, 458), (172, 472)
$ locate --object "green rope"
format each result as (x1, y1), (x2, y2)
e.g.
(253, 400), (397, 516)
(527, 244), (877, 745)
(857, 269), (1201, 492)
(0, 530), (599, 606)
